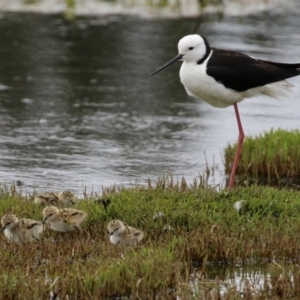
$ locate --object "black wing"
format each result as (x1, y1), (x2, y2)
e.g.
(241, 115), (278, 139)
(206, 48), (300, 92)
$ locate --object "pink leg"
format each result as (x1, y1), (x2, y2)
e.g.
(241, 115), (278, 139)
(228, 103), (245, 190)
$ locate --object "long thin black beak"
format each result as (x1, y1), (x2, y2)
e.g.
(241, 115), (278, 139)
(150, 54), (183, 76)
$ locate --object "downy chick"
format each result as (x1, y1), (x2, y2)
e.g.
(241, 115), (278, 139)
(1, 214), (43, 242)
(43, 206), (86, 232)
(107, 219), (144, 247)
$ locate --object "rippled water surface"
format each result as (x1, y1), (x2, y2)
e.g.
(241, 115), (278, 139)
(0, 7), (300, 194)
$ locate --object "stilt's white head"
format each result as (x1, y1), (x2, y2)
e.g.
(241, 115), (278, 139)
(150, 34), (210, 76)
(178, 34), (209, 63)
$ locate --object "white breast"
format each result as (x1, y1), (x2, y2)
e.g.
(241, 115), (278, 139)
(4, 229), (22, 242)
(179, 52), (243, 108)
(109, 234), (120, 245)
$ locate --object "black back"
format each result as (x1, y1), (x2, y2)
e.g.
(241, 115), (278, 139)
(206, 48), (300, 92)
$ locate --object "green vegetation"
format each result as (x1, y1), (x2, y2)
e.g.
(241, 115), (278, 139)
(1, 180), (300, 298)
(224, 128), (300, 186)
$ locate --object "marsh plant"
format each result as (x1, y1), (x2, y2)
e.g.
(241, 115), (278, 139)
(1, 181), (300, 298)
(224, 128), (300, 186)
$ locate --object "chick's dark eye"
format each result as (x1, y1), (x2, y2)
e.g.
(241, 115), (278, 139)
(188, 47), (194, 50)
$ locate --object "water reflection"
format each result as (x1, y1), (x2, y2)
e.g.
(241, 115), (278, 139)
(190, 263), (296, 298)
(0, 8), (300, 194)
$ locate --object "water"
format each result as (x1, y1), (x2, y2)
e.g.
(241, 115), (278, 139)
(0, 7), (300, 195)
(188, 263), (297, 298)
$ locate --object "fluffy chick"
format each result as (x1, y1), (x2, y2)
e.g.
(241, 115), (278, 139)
(43, 206), (86, 232)
(1, 214), (43, 242)
(107, 219), (144, 247)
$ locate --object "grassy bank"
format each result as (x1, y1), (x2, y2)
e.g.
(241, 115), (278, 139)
(224, 128), (300, 187)
(1, 181), (300, 298)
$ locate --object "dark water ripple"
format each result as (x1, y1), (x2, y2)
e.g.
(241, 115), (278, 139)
(0, 7), (300, 195)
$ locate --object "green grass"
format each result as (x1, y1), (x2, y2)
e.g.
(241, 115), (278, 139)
(1, 181), (300, 298)
(224, 128), (300, 185)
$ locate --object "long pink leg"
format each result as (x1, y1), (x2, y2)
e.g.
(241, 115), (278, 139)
(228, 103), (245, 189)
